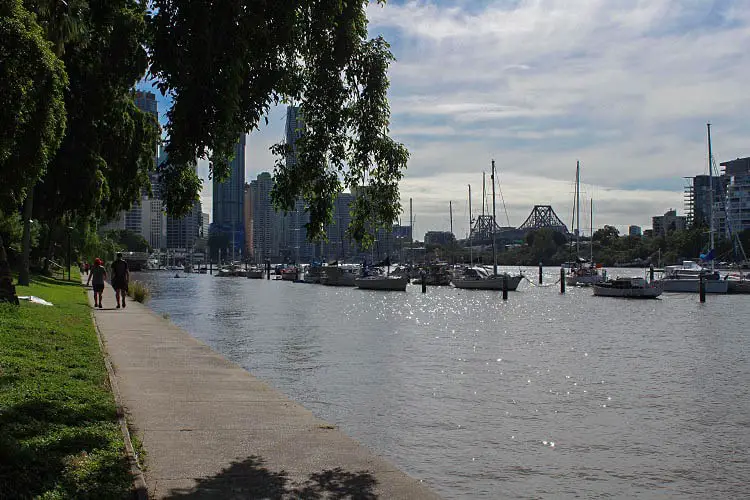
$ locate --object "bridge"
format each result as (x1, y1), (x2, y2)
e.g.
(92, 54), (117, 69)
(518, 205), (569, 234)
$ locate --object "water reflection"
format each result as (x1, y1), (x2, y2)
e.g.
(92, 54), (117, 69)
(134, 269), (750, 499)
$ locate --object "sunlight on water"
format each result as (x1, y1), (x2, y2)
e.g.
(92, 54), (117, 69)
(135, 268), (750, 499)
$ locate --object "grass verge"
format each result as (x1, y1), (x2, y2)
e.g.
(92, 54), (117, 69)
(0, 273), (132, 499)
(127, 280), (150, 304)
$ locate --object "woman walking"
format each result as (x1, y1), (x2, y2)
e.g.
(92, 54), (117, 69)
(86, 258), (107, 308)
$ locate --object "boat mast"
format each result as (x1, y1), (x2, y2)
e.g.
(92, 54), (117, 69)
(708, 123), (715, 272)
(491, 159), (497, 276)
(482, 172), (486, 218)
(590, 197), (594, 264)
(449, 200), (453, 237)
(575, 161), (581, 259)
(468, 184), (473, 266)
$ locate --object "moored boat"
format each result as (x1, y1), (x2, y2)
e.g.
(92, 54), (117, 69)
(320, 265), (359, 287)
(355, 275), (409, 291)
(280, 267), (299, 281)
(725, 272), (750, 293)
(452, 266), (523, 290)
(593, 277), (663, 298)
(659, 261), (728, 293)
(246, 267), (264, 279)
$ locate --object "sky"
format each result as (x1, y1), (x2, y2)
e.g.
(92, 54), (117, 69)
(146, 0), (750, 240)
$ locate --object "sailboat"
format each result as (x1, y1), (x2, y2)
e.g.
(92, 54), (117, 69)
(566, 161), (604, 286)
(453, 160), (524, 291)
(659, 124), (728, 293)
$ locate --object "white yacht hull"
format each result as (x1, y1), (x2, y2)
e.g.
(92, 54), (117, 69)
(452, 274), (522, 291)
(593, 283), (663, 298)
(659, 278), (729, 293)
(355, 276), (409, 291)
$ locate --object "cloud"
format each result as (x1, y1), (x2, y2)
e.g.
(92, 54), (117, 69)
(362, 0), (750, 236)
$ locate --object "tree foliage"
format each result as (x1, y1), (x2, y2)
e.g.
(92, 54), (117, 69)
(0, 0), (67, 210)
(30, 0), (159, 223)
(149, 0), (408, 244)
(105, 229), (151, 253)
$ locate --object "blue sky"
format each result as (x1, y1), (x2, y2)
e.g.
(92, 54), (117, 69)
(145, 0), (750, 239)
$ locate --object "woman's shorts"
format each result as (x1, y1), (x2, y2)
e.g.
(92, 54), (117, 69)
(93, 283), (104, 293)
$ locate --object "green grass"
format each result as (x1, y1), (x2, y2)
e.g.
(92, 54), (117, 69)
(127, 280), (150, 304)
(0, 273), (132, 499)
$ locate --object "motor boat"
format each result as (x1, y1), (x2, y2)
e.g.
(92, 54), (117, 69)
(659, 261), (728, 293)
(593, 277), (663, 298)
(320, 265), (359, 287)
(452, 266), (523, 291)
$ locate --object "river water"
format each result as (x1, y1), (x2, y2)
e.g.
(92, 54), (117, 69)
(133, 268), (749, 499)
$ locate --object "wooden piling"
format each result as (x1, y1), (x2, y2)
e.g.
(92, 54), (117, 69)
(560, 267), (566, 294)
(502, 275), (508, 300)
(699, 273), (706, 303)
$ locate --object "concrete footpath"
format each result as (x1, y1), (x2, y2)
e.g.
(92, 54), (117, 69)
(85, 281), (441, 499)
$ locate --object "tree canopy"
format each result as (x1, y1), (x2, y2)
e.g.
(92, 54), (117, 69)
(149, 0), (408, 244)
(0, 0), (67, 211)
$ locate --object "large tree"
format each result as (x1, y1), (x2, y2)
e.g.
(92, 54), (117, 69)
(2, 0), (407, 289)
(0, 0), (67, 301)
(150, 0), (408, 246)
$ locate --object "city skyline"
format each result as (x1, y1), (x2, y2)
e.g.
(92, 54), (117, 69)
(140, 0), (750, 240)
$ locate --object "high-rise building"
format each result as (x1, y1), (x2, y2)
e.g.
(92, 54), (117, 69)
(685, 175), (726, 229)
(652, 209), (687, 237)
(201, 213), (209, 238)
(167, 200), (202, 250)
(628, 225), (642, 237)
(250, 172), (275, 261)
(285, 106), (304, 167)
(243, 183), (253, 260)
(719, 157), (750, 235)
(212, 135), (246, 258)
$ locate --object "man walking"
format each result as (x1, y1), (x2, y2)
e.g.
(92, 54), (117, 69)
(111, 252), (130, 309)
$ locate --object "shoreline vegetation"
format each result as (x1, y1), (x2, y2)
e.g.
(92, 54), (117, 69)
(0, 271), (132, 499)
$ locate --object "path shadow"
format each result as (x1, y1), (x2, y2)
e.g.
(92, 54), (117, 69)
(165, 456), (378, 499)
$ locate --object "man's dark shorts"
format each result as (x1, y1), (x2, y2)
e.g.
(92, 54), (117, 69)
(93, 283), (104, 293)
(112, 278), (128, 292)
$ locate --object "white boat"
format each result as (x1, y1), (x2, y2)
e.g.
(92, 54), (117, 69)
(246, 267), (264, 279)
(452, 266), (523, 290)
(355, 275), (409, 291)
(659, 261), (728, 293)
(566, 264), (604, 286)
(593, 277), (663, 298)
(303, 265), (324, 284)
(320, 265), (359, 287)
(725, 272), (750, 293)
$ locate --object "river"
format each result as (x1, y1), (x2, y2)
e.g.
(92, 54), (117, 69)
(131, 268), (749, 499)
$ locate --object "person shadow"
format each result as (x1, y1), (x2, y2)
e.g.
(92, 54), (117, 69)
(165, 456), (378, 499)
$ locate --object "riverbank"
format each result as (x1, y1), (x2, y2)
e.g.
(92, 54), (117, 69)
(0, 273), (133, 498)
(88, 279), (441, 498)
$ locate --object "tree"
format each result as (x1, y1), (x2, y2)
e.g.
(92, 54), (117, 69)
(149, 1), (407, 246)
(105, 229), (151, 253)
(0, 0), (67, 300)
(593, 225), (620, 247)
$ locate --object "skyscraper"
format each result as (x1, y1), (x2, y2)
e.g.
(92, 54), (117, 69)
(250, 172), (278, 261)
(212, 135), (246, 258)
(285, 106), (304, 167)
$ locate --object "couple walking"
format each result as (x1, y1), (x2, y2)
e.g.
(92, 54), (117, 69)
(86, 253), (129, 309)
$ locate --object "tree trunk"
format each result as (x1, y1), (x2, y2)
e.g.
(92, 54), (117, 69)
(0, 233), (19, 305)
(18, 189), (34, 286)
